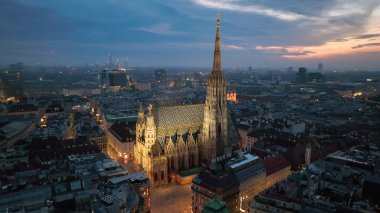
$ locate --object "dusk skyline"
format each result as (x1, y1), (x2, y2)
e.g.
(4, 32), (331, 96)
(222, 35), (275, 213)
(1, 0), (380, 70)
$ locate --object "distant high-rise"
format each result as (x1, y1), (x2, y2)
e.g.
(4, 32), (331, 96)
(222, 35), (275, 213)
(318, 63), (323, 72)
(287, 66), (294, 72)
(296, 67), (307, 83)
(0, 63), (24, 102)
(99, 70), (108, 88)
(108, 54), (113, 67)
(108, 69), (127, 87)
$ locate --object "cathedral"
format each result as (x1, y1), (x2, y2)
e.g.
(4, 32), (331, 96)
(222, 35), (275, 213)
(134, 18), (237, 186)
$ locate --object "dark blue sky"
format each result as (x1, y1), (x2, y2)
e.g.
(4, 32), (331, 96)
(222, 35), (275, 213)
(1, 0), (380, 70)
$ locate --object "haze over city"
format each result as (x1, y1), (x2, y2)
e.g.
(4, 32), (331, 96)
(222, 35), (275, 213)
(1, 0), (380, 70)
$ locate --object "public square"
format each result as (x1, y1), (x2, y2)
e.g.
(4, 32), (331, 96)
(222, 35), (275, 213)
(151, 184), (193, 213)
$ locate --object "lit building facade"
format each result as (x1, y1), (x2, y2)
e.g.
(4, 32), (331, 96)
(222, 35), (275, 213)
(107, 121), (136, 162)
(201, 17), (229, 160)
(193, 149), (292, 213)
(227, 91), (238, 103)
(192, 170), (240, 213)
(228, 154), (266, 212)
(134, 17), (237, 187)
(0, 63), (24, 102)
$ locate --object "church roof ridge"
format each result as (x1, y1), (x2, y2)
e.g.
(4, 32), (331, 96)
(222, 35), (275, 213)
(154, 103), (204, 109)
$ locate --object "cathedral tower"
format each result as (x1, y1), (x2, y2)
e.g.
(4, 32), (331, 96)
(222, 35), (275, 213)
(202, 17), (228, 161)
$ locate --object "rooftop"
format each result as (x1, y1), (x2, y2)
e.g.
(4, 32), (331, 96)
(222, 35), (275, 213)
(227, 154), (259, 169)
(109, 121), (136, 142)
(202, 198), (230, 213)
(152, 104), (204, 136)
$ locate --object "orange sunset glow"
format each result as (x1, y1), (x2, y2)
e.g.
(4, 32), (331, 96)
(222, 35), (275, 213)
(255, 5), (380, 60)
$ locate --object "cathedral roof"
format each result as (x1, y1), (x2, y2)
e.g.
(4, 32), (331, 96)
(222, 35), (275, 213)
(153, 104), (204, 136)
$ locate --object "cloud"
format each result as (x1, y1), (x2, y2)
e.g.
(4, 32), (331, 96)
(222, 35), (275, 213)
(352, 42), (380, 49)
(191, 0), (315, 21)
(331, 38), (349, 42)
(353, 33), (380, 39)
(255, 46), (314, 56)
(225, 44), (244, 50)
(136, 23), (185, 35)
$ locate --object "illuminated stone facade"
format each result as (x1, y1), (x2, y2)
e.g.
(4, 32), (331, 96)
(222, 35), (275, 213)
(134, 18), (234, 187)
(201, 17), (229, 160)
(227, 91), (238, 103)
(134, 104), (203, 186)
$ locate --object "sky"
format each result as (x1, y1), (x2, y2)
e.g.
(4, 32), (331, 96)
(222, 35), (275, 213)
(1, 0), (380, 70)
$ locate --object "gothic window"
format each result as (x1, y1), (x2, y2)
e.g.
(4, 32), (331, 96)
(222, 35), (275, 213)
(154, 172), (158, 182)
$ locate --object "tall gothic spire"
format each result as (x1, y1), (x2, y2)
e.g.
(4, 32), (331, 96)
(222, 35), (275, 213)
(202, 16), (228, 161)
(212, 16), (221, 72)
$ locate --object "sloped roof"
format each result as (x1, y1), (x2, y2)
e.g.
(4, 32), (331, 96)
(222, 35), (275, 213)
(109, 121), (136, 142)
(153, 104), (204, 136)
(194, 170), (239, 194)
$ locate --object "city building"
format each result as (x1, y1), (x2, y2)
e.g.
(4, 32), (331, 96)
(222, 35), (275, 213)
(134, 17), (238, 187)
(0, 139), (29, 171)
(192, 150), (267, 213)
(193, 146), (293, 213)
(296, 67), (307, 83)
(0, 121), (34, 148)
(248, 180), (303, 213)
(308, 72), (325, 83)
(227, 153), (266, 212)
(227, 91), (238, 103)
(107, 121), (136, 163)
(192, 165), (240, 213)
(108, 68), (127, 87)
(0, 63), (24, 102)
(74, 112), (107, 153)
(24, 79), (60, 97)
(235, 123), (252, 149)
(99, 70), (108, 88)
(249, 145), (380, 212)
(7, 103), (39, 116)
(318, 63), (323, 72)
(202, 199), (230, 213)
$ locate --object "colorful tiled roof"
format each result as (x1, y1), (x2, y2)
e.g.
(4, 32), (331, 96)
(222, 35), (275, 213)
(153, 104), (204, 136)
